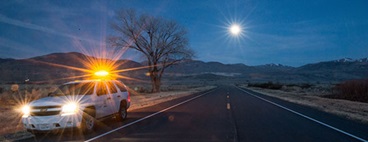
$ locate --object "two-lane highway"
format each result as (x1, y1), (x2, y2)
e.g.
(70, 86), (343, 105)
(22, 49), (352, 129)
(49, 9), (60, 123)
(23, 85), (368, 142)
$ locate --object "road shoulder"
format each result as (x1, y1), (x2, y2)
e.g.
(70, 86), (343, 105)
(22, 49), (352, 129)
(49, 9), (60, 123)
(238, 85), (368, 124)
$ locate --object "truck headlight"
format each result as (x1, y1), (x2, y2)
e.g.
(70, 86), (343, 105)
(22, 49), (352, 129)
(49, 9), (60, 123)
(21, 105), (30, 118)
(61, 103), (79, 115)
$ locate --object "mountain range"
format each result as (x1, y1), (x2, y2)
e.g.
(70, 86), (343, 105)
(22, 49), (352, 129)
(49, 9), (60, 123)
(0, 52), (367, 84)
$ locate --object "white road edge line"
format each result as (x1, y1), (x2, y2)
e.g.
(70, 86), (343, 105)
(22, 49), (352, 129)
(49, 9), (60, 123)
(235, 86), (368, 142)
(85, 89), (217, 142)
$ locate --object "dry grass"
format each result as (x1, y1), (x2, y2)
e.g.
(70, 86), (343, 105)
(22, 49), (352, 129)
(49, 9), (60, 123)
(239, 85), (368, 124)
(129, 86), (216, 110)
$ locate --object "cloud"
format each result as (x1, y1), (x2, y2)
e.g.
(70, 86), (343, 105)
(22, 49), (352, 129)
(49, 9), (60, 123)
(0, 14), (58, 35)
(247, 20), (337, 51)
(252, 32), (334, 50)
(0, 14), (102, 45)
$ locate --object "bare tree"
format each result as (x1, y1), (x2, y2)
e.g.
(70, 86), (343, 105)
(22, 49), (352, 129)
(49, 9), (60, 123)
(109, 9), (194, 92)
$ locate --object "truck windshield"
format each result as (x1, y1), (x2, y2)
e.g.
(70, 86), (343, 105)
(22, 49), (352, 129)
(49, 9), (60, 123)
(51, 82), (95, 96)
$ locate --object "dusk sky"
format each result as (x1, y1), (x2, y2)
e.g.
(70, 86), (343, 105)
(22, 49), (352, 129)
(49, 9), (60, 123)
(1, 0), (368, 67)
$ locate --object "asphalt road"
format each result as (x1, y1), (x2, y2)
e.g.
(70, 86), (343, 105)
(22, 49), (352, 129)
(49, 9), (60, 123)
(20, 85), (368, 142)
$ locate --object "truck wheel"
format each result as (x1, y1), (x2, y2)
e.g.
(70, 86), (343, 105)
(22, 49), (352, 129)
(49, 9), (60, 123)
(116, 104), (127, 122)
(82, 109), (95, 134)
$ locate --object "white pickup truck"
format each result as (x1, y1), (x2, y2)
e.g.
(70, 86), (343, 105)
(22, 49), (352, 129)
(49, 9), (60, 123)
(21, 80), (130, 134)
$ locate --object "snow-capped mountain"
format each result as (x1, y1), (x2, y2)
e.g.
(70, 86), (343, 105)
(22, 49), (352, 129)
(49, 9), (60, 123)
(357, 58), (368, 62)
(334, 58), (368, 63)
(263, 63), (288, 67)
(334, 58), (354, 62)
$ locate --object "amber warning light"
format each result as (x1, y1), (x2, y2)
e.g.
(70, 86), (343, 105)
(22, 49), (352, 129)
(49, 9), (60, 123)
(94, 70), (109, 77)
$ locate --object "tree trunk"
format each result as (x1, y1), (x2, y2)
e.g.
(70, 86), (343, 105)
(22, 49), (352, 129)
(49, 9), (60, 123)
(150, 70), (161, 93)
(154, 77), (161, 93)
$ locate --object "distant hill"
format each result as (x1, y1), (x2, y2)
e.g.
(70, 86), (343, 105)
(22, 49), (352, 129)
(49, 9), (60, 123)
(0, 52), (146, 83)
(254, 63), (295, 73)
(0, 52), (367, 83)
(166, 57), (368, 82)
(165, 60), (255, 75)
(295, 58), (368, 81)
(0, 58), (15, 64)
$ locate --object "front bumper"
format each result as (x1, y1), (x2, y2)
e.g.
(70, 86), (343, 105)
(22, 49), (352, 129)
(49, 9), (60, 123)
(22, 114), (82, 132)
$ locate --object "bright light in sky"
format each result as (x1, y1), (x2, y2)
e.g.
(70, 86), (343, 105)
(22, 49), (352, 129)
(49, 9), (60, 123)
(220, 20), (249, 48)
(229, 24), (241, 35)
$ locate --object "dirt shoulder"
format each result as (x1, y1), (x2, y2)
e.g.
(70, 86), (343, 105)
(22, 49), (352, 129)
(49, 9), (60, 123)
(129, 86), (216, 111)
(0, 86), (216, 141)
(239, 85), (368, 124)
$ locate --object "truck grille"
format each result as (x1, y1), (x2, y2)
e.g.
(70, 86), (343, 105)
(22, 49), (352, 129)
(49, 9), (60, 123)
(31, 111), (61, 116)
(31, 106), (62, 116)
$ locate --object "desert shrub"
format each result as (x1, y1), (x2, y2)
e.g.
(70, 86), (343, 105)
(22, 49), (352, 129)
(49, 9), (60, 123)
(286, 83), (313, 89)
(134, 86), (150, 93)
(0, 85), (54, 106)
(10, 84), (19, 92)
(299, 83), (313, 89)
(331, 79), (368, 103)
(248, 82), (283, 90)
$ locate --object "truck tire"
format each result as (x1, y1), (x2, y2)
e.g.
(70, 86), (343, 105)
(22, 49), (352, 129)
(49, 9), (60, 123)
(82, 108), (95, 134)
(116, 103), (127, 122)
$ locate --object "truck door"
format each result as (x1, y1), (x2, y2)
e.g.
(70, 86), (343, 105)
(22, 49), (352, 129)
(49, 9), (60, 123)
(105, 81), (120, 114)
(95, 81), (114, 117)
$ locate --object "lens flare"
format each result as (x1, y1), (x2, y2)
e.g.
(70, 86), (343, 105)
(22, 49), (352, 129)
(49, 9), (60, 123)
(61, 102), (79, 116)
(21, 105), (30, 117)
